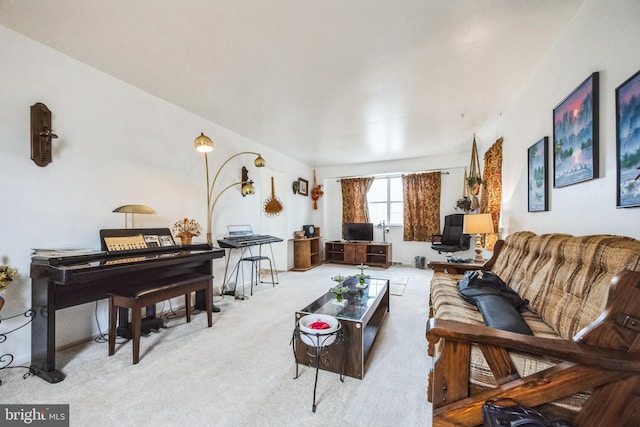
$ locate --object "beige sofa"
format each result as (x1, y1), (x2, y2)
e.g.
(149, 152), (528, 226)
(426, 231), (640, 426)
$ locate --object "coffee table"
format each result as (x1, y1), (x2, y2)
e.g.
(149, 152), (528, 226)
(293, 278), (390, 379)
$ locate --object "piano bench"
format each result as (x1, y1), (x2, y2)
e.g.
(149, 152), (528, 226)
(108, 273), (213, 364)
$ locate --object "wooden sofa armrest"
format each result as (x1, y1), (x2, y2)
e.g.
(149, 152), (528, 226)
(426, 269), (640, 426)
(426, 319), (640, 372)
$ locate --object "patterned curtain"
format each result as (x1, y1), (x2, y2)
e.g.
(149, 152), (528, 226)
(480, 138), (503, 250)
(341, 177), (375, 223)
(402, 172), (441, 241)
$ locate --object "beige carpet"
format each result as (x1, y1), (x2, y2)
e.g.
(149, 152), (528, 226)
(1, 265), (433, 426)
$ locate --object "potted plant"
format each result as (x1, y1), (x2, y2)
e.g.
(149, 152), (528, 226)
(467, 176), (483, 196)
(172, 218), (201, 245)
(355, 263), (370, 286)
(330, 275), (350, 303)
(455, 196), (473, 213)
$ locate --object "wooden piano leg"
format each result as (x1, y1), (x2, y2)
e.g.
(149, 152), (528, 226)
(108, 296), (116, 356)
(185, 293), (191, 323)
(132, 306), (141, 365)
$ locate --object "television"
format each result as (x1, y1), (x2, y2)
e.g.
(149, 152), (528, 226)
(342, 222), (374, 242)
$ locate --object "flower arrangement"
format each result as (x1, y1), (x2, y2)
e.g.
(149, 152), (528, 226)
(173, 218), (201, 245)
(330, 275), (350, 302)
(0, 265), (18, 291)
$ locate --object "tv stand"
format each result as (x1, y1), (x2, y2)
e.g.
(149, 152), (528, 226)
(325, 241), (392, 269)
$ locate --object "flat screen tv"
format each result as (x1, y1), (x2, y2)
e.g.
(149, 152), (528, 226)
(342, 222), (374, 242)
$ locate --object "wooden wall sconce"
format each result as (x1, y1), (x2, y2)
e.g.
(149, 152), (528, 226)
(31, 102), (58, 167)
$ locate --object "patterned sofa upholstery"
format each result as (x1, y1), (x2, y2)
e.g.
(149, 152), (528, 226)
(426, 231), (640, 426)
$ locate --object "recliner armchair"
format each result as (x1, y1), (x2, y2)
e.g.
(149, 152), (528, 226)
(430, 213), (471, 254)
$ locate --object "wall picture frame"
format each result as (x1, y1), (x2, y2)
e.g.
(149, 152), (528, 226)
(616, 68), (640, 208)
(528, 137), (548, 212)
(298, 178), (309, 196)
(553, 72), (599, 188)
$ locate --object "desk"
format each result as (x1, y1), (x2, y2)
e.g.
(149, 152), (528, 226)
(427, 260), (484, 274)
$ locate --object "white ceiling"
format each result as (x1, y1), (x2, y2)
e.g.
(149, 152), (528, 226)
(0, 0), (583, 167)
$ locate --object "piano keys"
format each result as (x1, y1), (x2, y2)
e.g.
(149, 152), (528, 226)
(217, 234), (283, 249)
(216, 233), (283, 298)
(30, 228), (224, 383)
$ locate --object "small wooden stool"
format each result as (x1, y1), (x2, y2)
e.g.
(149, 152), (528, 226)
(108, 273), (213, 364)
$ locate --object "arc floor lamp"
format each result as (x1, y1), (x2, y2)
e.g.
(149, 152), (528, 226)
(194, 133), (266, 244)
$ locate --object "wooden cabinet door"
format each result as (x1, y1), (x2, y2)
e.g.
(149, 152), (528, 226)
(343, 244), (356, 263)
(355, 244), (367, 264)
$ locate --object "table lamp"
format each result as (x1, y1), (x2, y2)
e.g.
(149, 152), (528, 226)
(463, 213), (494, 263)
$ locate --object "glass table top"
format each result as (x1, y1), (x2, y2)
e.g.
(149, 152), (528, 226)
(297, 278), (388, 322)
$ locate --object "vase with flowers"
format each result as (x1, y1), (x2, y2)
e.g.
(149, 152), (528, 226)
(330, 274), (350, 305)
(0, 265), (18, 311)
(173, 218), (202, 246)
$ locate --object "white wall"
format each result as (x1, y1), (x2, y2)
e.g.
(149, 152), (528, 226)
(496, 0), (640, 240)
(0, 26), (313, 366)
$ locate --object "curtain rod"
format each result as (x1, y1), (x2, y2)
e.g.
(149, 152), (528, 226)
(334, 166), (463, 181)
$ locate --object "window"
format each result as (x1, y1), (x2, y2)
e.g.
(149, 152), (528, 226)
(367, 176), (403, 226)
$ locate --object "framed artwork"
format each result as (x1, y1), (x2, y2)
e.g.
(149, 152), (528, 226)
(298, 178), (309, 196)
(528, 137), (548, 212)
(553, 72), (599, 188)
(616, 68), (640, 208)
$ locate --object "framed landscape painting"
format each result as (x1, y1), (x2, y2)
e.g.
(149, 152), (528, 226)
(553, 72), (599, 188)
(616, 68), (640, 208)
(528, 137), (548, 212)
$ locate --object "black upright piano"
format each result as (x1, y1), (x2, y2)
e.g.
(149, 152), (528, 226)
(29, 228), (224, 383)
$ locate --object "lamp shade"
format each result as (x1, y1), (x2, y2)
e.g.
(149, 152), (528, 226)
(463, 213), (494, 235)
(112, 204), (157, 214)
(194, 132), (214, 153)
(254, 155), (266, 167)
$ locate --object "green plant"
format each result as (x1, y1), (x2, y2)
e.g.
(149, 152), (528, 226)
(466, 176), (483, 187)
(455, 197), (472, 212)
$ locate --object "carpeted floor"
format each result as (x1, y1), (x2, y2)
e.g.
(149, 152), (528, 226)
(0, 264), (433, 426)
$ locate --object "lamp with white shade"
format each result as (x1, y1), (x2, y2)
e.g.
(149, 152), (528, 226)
(463, 213), (494, 263)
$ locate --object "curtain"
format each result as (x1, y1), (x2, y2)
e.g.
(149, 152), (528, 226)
(341, 177), (375, 223)
(402, 172), (441, 241)
(480, 138), (503, 250)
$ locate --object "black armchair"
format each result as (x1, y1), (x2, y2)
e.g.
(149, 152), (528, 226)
(430, 214), (471, 254)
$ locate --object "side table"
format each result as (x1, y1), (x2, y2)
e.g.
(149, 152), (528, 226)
(291, 322), (345, 412)
(426, 260), (485, 274)
(0, 308), (36, 386)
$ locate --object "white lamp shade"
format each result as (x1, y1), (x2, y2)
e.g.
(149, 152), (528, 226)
(463, 213), (494, 234)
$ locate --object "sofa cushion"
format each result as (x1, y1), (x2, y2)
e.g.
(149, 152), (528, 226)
(491, 233), (640, 339)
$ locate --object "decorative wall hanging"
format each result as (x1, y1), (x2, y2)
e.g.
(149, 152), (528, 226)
(298, 178), (309, 196)
(553, 72), (599, 188)
(467, 136), (482, 211)
(616, 68), (640, 208)
(30, 102), (58, 167)
(528, 137), (549, 212)
(311, 170), (324, 209)
(264, 176), (283, 217)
